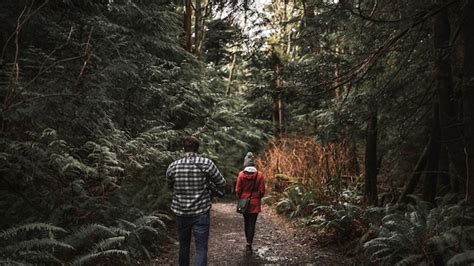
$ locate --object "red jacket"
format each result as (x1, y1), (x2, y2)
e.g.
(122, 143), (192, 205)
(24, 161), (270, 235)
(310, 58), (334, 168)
(235, 171), (265, 213)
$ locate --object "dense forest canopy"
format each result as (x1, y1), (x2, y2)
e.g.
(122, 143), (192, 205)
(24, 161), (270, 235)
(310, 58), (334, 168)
(1, 0), (474, 265)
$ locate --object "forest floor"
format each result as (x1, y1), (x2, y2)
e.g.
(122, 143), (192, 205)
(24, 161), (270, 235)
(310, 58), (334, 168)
(154, 199), (353, 265)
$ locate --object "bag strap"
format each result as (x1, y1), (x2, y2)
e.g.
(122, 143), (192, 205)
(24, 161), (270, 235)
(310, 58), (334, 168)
(193, 160), (215, 193)
(194, 161), (208, 181)
(194, 162), (216, 190)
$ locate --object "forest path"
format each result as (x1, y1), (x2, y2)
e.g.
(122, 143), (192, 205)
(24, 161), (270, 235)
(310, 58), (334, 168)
(154, 199), (350, 265)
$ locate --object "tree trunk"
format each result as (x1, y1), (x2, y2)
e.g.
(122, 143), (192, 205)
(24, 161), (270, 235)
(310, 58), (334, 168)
(194, 0), (202, 56)
(226, 52), (237, 95)
(277, 64), (284, 136)
(399, 142), (429, 203)
(438, 145), (451, 191)
(460, 1), (474, 205)
(279, 97), (284, 136)
(365, 106), (378, 205)
(301, 0), (318, 54)
(271, 53), (284, 137)
(272, 94), (281, 136)
(184, 0), (192, 52)
(348, 141), (360, 176)
(422, 105), (441, 203)
(434, 0), (464, 194)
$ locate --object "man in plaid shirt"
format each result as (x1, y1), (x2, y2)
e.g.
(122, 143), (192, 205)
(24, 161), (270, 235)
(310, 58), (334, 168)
(166, 136), (226, 266)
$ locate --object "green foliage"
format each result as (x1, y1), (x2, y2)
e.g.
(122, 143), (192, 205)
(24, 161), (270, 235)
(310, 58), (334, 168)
(362, 195), (474, 265)
(0, 223), (72, 265)
(447, 250), (474, 266)
(308, 203), (364, 243)
(0, 212), (170, 264)
(274, 183), (317, 218)
(203, 18), (243, 65)
(0, 0), (268, 263)
(0, 223), (67, 240)
(71, 249), (129, 266)
(64, 214), (170, 263)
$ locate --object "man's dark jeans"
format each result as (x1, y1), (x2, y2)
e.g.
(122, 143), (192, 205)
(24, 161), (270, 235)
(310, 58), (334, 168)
(176, 212), (210, 266)
(243, 213), (258, 244)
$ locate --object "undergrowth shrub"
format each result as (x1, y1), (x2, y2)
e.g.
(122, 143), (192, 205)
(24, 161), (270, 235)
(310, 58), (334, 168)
(272, 183), (318, 218)
(0, 223), (72, 265)
(307, 203), (365, 245)
(1, 1), (267, 263)
(0, 214), (171, 265)
(362, 195), (474, 265)
(257, 136), (361, 202)
(258, 136), (365, 244)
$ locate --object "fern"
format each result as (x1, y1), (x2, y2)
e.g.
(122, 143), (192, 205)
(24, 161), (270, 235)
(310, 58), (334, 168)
(0, 259), (26, 265)
(71, 249), (129, 266)
(3, 239), (74, 253)
(362, 195), (474, 264)
(309, 202), (364, 243)
(134, 215), (168, 228)
(447, 250), (474, 265)
(92, 236), (126, 252)
(0, 223), (75, 264)
(275, 183), (317, 218)
(395, 254), (425, 266)
(15, 250), (62, 264)
(63, 224), (128, 250)
(0, 223), (67, 240)
(137, 225), (161, 238)
(0, 0), (267, 264)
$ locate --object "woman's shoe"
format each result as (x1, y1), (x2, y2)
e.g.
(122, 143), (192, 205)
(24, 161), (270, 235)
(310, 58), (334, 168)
(246, 243), (252, 251)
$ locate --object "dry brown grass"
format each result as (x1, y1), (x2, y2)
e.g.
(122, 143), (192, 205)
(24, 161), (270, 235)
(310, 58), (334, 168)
(256, 136), (361, 197)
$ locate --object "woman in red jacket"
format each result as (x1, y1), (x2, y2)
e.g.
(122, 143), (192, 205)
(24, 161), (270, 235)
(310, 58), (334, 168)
(235, 152), (265, 251)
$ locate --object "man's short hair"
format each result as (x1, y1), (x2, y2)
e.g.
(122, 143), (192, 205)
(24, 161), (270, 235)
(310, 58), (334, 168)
(183, 136), (200, 152)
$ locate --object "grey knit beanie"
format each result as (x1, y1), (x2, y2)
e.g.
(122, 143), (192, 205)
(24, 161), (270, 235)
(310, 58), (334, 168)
(243, 152), (255, 167)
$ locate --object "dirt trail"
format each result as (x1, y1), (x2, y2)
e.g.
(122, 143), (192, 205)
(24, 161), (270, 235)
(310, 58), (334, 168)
(155, 199), (350, 265)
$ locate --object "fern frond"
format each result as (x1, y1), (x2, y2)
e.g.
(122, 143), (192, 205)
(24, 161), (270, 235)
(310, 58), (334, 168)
(447, 250), (474, 266)
(16, 250), (62, 264)
(71, 249), (129, 266)
(137, 225), (161, 237)
(3, 238), (74, 253)
(109, 227), (131, 237)
(395, 254), (425, 266)
(0, 259), (26, 265)
(140, 245), (152, 261)
(369, 247), (392, 262)
(64, 224), (119, 247)
(117, 219), (137, 230)
(0, 223), (67, 240)
(427, 231), (460, 253)
(92, 236), (126, 252)
(381, 219), (412, 234)
(381, 213), (406, 224)
(40, 128), (58, 140)
(134, 215), (166, 228)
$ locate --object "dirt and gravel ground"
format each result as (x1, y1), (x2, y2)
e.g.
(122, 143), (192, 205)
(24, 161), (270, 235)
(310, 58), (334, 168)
(154, 199), (352, 265)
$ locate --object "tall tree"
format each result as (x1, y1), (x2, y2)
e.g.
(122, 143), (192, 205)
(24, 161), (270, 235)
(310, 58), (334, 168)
(423, 105), (441, 203)
(365, 105), (378, 206)
(184, 0), (193, 51)
(270, 51), (284, 136)
(434, 0), (461, 194)
(459, 1), (474, 204)
(194, 0), (203, 56)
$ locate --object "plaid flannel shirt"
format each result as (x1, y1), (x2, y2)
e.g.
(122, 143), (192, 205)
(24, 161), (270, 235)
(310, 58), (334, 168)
(166, 153), (226, 216)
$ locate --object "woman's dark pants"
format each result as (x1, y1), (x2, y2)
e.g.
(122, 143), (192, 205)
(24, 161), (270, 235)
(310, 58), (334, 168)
(243, 213), (259, 244)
